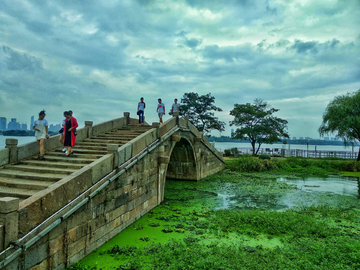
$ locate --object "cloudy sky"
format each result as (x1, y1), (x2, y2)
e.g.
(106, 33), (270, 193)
(0, 0), (359, 138)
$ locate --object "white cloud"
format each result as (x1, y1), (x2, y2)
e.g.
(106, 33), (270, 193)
(0, 0), (359, 138)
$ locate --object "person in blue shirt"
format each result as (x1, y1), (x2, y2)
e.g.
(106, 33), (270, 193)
(137, 97), (146, 125)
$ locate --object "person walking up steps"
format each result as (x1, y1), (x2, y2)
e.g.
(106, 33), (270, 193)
(171, 98), (180, 117)
(33, 110), (50, 159)
(137, 97), (146, 125)
(157, 98), (165, 124)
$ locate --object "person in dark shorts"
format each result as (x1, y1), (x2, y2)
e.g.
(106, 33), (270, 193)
(137, 97), (146, 125)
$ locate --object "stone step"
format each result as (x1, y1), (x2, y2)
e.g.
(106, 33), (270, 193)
(4, 165), (76, 175)
(35, 155), (97, 164)
(63, 148), (107, 155)
(0, 186), (38, 198)
(83, 138), (127, 144)
(96, 135), (137, 139)
(20, 160), (86, 170)
(47, 152), (102, 160)
(76, 142), (124, 148)
(72, 145), (108, 151)
(0, 169), (66, 181)
(0, 177), (54, 190)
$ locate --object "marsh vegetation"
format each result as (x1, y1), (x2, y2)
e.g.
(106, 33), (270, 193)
(71, 156), (360, 269)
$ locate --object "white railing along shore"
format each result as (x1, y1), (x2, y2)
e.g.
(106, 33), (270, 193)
(221, 147), (358, 159)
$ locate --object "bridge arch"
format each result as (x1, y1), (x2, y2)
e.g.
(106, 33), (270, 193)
(166, 137), (200, 181)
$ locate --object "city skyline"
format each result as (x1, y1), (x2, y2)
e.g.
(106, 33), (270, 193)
(0, 0), (359, 138)
(0, 115), (61, 132)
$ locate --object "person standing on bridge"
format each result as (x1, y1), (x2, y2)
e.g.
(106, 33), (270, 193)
(171, 98), (180, 117)
(137, 97), (146, 125)
(63, 111), (78, 157)
(33, 110), (50, 160)
(157, 98), (165, 124)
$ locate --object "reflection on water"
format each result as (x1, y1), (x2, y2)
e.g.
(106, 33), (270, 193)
(277, 176), (360, 198)
(165, 176), (360, 212)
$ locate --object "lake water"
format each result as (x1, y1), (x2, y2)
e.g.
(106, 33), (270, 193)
(0, 135), (36, 148)
(214, 141), (357, 153)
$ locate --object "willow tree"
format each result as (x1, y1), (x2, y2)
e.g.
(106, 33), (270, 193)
(319, 90), (360, 161)
(230, 99), (289, 155)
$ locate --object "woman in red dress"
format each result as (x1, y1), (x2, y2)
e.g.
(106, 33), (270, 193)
(63, 111), (78, 156)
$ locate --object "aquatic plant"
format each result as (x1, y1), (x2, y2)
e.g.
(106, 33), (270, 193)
(259, 154), (271, 160)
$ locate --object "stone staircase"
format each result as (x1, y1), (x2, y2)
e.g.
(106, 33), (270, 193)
(0, 125), (152, 203)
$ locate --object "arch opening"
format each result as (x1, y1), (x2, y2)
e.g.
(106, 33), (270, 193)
(166, 138), (199, 181)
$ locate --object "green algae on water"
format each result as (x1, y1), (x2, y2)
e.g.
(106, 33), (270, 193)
(73, 170), (360, 270)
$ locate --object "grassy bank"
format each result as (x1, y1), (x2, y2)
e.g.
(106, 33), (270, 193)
(226, 156), (360, 176)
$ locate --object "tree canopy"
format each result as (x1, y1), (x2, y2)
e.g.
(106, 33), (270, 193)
(319, 89), (360, 160)
(179, 92), (225, 136)
(230, 99), (289, 155)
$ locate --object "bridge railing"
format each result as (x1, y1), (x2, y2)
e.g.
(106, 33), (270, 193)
(0, 113), (131, 167)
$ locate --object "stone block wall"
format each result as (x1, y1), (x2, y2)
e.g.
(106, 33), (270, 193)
(4, 147), (160, 270)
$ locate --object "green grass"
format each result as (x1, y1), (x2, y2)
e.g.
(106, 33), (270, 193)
(226, 156), (360, 176)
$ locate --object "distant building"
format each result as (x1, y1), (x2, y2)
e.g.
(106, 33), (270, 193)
(299, 137), (304, 140)
(0, 117), (6, 131)
(231, 129), (234, 136)
(305, 137), (312, 140)
(21, 123), (28, 131)
(30, 115), (34, 129)
(324, 137), (329, 141)
(8, 118), (20, 130)
(49, 124), (61, 132)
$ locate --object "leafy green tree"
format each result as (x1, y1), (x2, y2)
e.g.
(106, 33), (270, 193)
(319, 90), (360, 161)
(180, 92), (225, 136)
(230, 99), (289, 155)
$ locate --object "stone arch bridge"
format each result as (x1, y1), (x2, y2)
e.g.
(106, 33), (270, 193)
(0, 113), (225, 269)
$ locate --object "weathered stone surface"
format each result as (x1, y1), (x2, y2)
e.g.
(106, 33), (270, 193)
(25, 241), (48, 270)
(0, 224), (4, 252)
(28, 258), (49, 270)
(0, 148), (9, 167)
(117, 143), (132, 166)
(107, 144), (119, 153)
(171, 135), (181, 141)
(91, 154), (114, 184)
(0, 197), (19, 213)
(49, 234), (64, 255)
(159, 117), (176, 137)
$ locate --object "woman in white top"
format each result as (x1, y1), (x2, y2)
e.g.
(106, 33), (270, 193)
(33, 110), (50, 159)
